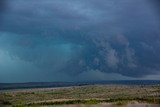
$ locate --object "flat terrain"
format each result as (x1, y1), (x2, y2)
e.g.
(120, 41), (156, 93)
(0, 85), (160, 107)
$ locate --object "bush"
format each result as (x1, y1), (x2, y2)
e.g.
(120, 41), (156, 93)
(2, 100), (12, 105)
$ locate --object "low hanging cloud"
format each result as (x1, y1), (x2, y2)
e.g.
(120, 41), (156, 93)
(106, 49), (119, 68)
(0, 0), (160, 82)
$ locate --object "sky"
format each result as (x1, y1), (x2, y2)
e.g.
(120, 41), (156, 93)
(0, 0), (160, 82)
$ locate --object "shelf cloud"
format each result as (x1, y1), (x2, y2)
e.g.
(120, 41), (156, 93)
(0, 0), (160, 82)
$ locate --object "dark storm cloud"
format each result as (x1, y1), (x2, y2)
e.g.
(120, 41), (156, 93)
(0, 0), (160, 82)
(150, 0), (160, 10)
(0, 0), (7, 12)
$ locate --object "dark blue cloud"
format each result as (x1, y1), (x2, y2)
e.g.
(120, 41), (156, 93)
(0, 0), (160, 82)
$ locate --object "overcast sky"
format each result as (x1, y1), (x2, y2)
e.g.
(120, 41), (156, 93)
(0, 0), (160, 82)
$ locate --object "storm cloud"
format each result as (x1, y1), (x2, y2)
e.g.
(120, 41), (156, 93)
(0, 0), (160, 82)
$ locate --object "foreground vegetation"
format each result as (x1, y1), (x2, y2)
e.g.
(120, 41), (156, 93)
(0, 84), (160, 106)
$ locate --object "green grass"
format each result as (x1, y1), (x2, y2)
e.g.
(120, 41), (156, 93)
(0, 84), (160, 106)
(27, 99), (100, 106)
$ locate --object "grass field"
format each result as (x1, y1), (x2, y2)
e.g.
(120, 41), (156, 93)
(0, 84), (160, 107)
